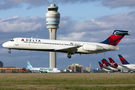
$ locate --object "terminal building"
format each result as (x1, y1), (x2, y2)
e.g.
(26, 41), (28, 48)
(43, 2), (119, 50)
(0, 61), (29, 73)
(68, 63), (83, 73)
(0, 67), (27, 73)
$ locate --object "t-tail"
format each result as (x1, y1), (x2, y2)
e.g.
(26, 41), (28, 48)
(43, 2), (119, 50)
(27, 61), (33, 70)
(101, 59), (111, 67)
(118, 54), (129, 64)
(108, 58), (118, 68)
(101, 30), (129, 46)
(98, 62), (103, 68)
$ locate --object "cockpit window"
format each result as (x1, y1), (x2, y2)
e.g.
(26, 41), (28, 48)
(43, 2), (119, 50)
(10, 39), (14, 42)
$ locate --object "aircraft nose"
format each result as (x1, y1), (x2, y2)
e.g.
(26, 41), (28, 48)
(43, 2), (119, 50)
(2, 42), (9, 48)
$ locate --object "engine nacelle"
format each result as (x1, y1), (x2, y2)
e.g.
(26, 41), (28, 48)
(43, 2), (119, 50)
(83, 44), (103, 51)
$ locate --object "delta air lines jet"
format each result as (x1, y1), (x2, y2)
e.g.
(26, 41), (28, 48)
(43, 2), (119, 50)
(118, 54), (135, 71)
(2, 30), (129, 58)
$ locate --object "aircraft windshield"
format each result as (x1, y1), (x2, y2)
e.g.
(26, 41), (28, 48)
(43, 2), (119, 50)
(10, 39), (14, 42)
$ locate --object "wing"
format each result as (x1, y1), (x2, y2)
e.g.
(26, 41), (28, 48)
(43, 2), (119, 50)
(54, 45), (82, 53)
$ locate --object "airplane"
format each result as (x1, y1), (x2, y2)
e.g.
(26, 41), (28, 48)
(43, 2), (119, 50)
(27, 61), (61, 73)
(108, 57), (129, 71)
(98, 62), (112, 72)
(101, 59), (119, 71)
(118, 54), (129, 64)
(2, 30), (129, 58)
(118, 54), (135, 71)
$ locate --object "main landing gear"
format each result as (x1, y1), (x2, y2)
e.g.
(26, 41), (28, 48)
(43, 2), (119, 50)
(67, 52), (74, 59)
(67, 53), (71, 58)
(67, 48), (78, 59)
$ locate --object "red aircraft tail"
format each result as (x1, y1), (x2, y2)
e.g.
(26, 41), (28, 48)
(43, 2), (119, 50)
(108, 58), (118, 68)
(98, 62), (103, 68)
(101, 30), (129, 46)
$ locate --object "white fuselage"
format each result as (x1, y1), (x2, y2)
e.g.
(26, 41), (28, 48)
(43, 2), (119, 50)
(30, 67), (61, 73)
(117, 65), (129, 70)
(2, 38), (119, 54)
(121, 64), (135, 71)
(104, 66), (119, 71)
(101, 68), (112, 72)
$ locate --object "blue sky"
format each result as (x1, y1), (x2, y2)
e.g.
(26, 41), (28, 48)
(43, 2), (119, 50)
(0, 0), (135, 70)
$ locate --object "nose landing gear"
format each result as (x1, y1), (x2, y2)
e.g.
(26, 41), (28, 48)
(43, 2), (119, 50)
(8, 49), (11, 54)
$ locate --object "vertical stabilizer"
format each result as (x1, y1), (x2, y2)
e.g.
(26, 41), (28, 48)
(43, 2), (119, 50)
(101, 30), (129, 46)
(118, 54), (129, 64)
(98, 62), (103, 68)
(101, 59), (111, 67)
(108, 58), (118, 68)
(27, 61), (33, 70)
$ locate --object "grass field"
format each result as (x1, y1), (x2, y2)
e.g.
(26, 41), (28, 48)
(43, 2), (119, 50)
(0, 73), (135, 90)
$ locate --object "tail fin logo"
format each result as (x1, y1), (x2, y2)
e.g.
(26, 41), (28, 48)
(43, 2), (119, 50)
(27, 61), (33, 70)
(102, 59), (110, 66)
(101, 30), (129, 46)
(118, 54), (129, 64)
(108, 58), (118, 68)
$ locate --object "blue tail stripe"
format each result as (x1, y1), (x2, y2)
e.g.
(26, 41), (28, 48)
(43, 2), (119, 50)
(113, 36), (123, 46)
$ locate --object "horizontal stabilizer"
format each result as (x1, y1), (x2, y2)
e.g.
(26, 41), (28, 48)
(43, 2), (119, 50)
(113, 30), (129, 35)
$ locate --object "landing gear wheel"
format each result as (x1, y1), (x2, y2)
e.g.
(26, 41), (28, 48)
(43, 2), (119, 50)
(67, 54), (71, 58)
(8, 50), (11, 54)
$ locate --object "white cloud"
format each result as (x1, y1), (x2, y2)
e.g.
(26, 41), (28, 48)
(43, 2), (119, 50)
(0, 0), (98, 10)
(58, 32), (85, 41)
(121, 37), (135, 44)
(73, 10), (135, 32)
(0, 0), (135, 10)
(0, 16), (45, 32)
(102, 0), (135, 8)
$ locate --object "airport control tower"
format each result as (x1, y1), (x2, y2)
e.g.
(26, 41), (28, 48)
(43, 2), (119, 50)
(46, 4), (60, 68)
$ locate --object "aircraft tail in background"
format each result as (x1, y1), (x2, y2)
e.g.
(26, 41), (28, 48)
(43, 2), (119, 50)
(27, 61), (33, 70)
(101, 59), (111, 67)
(118, 54), (129, 64)
(108, 58), (118, 68)
(98, 61), (112, 72)
(101, 30), (129, 46)
(102, 59), (119, 71)
(98, 62), (103, 68)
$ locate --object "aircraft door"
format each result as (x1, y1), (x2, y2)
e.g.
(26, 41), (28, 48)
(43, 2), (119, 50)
(15, 39), (19, 46)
